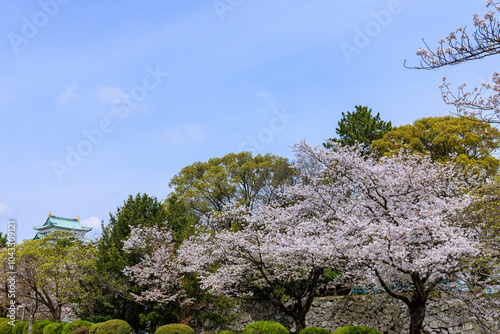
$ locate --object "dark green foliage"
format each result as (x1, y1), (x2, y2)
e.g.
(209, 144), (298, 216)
(43, 323), (64, 334)
(30, 321), (53, 334)
(243, 321), (289, 334)
(218, 331), (242, 334)
(95, 320), (131, 334)
(164, 194), (198, 243)
(0, 233), (7, 248)
(324, 105), (392, 148)
(87, 323), (101, 334)
(71, 327), (90, 334)
(0, 321), (13, 334)
(299, 327), (330, 334)
(155, 324), (194, 334)
(12, 322), (28, 334)
(62, 321), (93, 334)
(331, 326), (381, 334)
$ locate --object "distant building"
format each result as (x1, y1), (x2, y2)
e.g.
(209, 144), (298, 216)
(33, 212), (92, 241)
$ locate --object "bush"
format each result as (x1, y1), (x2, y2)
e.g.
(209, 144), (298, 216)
(218, 331), (242, 334)
(62, 321), (93, 334)
(87, 323), (101, 334)
(331, 326), (381, 334)
(12, 322), (28, 334)
(243, 321), (289, 334)
(30, 321), (53, 334)
(43, 323), (64, 334)
(0, 321), (14, 334)
(0, 319), (10, 324)
(155, 324), (194, 334)
(299, 328), (330, 334)
(96, 320), (131, 334)
(72, 327), (90, 334)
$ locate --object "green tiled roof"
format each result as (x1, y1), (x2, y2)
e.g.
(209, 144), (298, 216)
(33, 215), (92, 231)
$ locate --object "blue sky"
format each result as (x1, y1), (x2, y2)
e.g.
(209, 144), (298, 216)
(1, 0), (497, 241)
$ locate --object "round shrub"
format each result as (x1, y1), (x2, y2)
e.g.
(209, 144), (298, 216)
(96, 320), (131, 334)
(155, 324), (194, 334)
(0, 321), (14, 334)
(243, 321), (288, 334)
(299, 327), (330, 334)
(30, 321), (53, 334)
(87, 323), (102, 334)
(43, 323), (64, 334)
(331, 326), (381, 334)
(72, 327), (90, 334)
(62, 321), (93, 334)
(13, 322), (28, 334)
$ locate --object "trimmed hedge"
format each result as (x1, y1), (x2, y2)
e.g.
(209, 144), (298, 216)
(96, 320), (131, 334)
(12, 322), (28, 334)
(243, 321), (289, 334)
(72, 327), (90, 334)
(87, 323), (102, 334)
(155, 324), (194, 334)
(43, 323), (64, 334)
(0, 321), (14, 334)
(331, 326), (381, 334)
(299, 328), (330, 334)
(30, 321), (53, 334)
(62, 321), (93, 334)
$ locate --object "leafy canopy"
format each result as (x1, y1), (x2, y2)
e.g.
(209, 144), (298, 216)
(372, 115), (500, 176)
(324, 105), (392, 148)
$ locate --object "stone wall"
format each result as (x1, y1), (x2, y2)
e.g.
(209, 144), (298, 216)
(228, 295), (492, 334)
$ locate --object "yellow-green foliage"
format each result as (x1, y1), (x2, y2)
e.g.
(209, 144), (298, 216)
(62, 321), (93, 334)
(299, 327), (330, 334)
(43, 323), (64, 334)
(87, 323), (102, 334)
(71, 327), (90, 334)
(95, 320), (131, 334)
(331, 326), (381, 334)
(12, 322), (28, 334)
(371, 115), (500, 176)
(155, 324), (194, 334)
(29, 321), (53, 334)
(0, 321), (14, 334)
(243, 321), (289, 334)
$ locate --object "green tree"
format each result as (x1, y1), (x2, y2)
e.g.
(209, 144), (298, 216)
(371, 116), (500, 176)
(324, 105), (392, 148)
(164, 194), (197, 243)
(0, 232), (96, 323)
(92, 193), (168, 330)
(169, 152), (296, 217)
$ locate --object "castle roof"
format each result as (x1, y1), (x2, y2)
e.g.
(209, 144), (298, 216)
(33, 214), (92, 232)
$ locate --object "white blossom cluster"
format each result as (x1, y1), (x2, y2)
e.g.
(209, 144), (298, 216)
(122, 141), (496, 330)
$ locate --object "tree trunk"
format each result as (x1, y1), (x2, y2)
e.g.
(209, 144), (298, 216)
(408, 299), (426, 334)
(294, 314), (306, 334)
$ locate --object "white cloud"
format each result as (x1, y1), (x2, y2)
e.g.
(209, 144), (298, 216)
(257, 90), (273, 99)
(81, 216), (102, 233)
(93, 86), (126, 105)
(162, 124), (205, 144)
(59, 83), (79, 104)
(0, 203), (14, 218)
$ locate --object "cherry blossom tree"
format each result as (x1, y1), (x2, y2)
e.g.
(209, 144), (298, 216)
(179, 203), (349, 333)
(290, 141), (481, 334)
(408, 1), (500, 123)
(122, 226), (195, 324)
